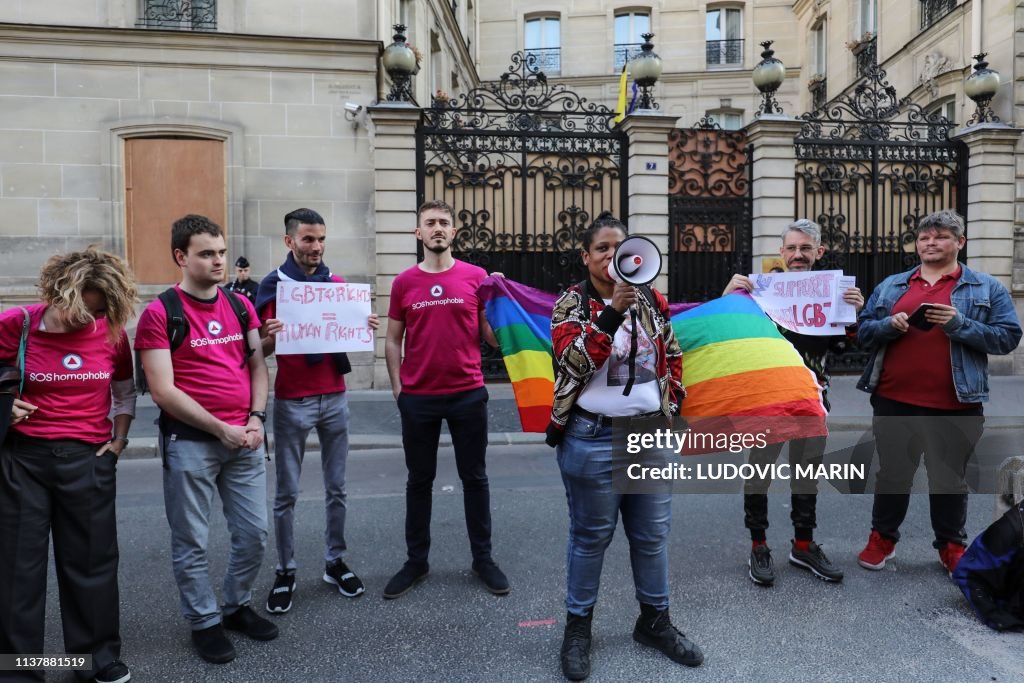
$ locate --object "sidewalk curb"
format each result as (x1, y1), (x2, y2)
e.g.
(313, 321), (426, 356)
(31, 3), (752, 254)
(118, 432), (549, 460)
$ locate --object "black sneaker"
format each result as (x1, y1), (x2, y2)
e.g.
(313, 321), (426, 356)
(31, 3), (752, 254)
(382, 562), (429, 600)
(93, 661), (131, 683)
(789, 540), (844, 582)
(266, 571), (296, 614)
(324, 559), (365, 597)
(223, 605), (280, 641)
(632, 607), (704, 668)
(560, 611), (593, 681)
(472, 559), (511, 595)
(748, 544), (775, 586)
(191, 624), (236, 664)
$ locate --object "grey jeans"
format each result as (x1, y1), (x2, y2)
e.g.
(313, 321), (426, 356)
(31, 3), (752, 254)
(162, 437), (268, 630)
(273, 391), (350, 572)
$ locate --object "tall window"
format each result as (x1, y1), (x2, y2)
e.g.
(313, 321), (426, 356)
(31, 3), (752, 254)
(137, 0), (217, 30)
(858, 0), (876, 35)
(920, 0), (956, 30)
(613, 11), (650, 71)
(706, 7), (743, 67)
(811, 21), (827, 75)
(525, 15), (561, 73)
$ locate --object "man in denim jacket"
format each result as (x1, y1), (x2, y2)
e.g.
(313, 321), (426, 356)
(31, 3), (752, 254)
(855, 209), (1022, 576)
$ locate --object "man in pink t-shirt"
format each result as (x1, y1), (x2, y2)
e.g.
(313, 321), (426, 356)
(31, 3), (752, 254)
(254, 208), (379, 614)
(136, 214), (277, 665)
(382, 199), (510, 600)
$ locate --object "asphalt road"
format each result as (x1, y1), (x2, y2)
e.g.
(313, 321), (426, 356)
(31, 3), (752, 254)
(36, 441), (1024, 682)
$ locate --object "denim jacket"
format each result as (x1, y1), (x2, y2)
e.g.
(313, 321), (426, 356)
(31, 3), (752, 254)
(856, 264), (1022, 403)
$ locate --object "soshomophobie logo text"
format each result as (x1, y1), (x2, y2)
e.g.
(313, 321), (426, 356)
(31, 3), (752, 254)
(411, 297), (465, 311)
(191, 332), (244, 348)
(30, 371), (112, 382)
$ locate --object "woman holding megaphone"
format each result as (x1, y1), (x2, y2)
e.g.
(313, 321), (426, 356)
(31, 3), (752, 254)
(547, 212), (703, 680)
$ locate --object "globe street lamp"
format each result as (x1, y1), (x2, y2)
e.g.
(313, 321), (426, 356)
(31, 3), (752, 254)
(964, 53), (1001, 126)
(631, 33), (663, 110)
(752, 40), (786, 116)
(382, 24), (416, 103)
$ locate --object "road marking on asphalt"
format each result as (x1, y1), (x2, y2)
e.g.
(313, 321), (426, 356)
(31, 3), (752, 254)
(518, 618), (557, 628)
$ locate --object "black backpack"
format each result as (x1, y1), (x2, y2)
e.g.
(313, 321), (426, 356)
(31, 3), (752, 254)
(135, 287), (255, 394)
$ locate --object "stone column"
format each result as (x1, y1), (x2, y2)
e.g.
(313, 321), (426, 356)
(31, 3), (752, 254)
(744, 115), (802, 271)
(368, 102), (421, 388)
(618, 111), (678, 294)
(952, 123), (1024, 375)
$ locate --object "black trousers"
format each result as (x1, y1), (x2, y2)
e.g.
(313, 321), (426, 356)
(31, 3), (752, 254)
(743, 436), (826, 537)
(397, 387), (492, 565)
(0, 436), (121, 682)
(870, 394), (985, 547)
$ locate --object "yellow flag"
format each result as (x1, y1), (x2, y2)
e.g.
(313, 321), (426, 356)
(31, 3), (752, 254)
(613, 63), (629, 124)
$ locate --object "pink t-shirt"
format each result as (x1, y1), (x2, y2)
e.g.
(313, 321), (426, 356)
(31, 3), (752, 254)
(0, 304), (132, 444)
(135, 286), (259, 426)
(260, 274), (347, 400)
(388, 260), (486, 395)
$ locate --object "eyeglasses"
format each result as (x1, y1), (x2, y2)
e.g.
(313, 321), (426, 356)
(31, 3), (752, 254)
(782, 245), (817, 254)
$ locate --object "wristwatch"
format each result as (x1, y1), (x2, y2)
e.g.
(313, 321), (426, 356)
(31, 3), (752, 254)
(112, 436), (129, 446)
(248, 410), (267, 423)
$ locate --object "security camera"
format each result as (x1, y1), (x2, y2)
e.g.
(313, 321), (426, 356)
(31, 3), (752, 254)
(344, 102), (362, 114)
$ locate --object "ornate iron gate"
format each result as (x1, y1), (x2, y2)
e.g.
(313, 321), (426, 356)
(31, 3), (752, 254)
(667, 118), (753, 302)
(795, 64), (967, 370)
(416, 52), (628, 377)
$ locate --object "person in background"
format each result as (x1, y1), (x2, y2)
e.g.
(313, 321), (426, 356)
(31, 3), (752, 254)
(226, 256), (258, 305)
(0, 248), (138, 683)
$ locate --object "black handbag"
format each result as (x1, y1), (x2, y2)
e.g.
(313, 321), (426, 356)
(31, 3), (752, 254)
(0, 308), (31, 444)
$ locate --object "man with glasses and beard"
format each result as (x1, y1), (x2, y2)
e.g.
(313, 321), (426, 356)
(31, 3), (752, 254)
(382, 200), (510, 600)
(723, 219), (864, 586)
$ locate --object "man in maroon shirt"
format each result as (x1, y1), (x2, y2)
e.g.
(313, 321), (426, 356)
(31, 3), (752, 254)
(382, 199), (509, 599)
(855, 210), (1022, 576)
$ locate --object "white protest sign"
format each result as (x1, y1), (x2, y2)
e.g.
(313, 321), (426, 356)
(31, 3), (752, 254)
(831, 275), (858, 326)
(275, 281), (374, 354)
(746, 270), (846, 336)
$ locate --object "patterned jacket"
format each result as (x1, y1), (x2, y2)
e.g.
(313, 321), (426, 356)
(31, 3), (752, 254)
(546, 280), (684, 445)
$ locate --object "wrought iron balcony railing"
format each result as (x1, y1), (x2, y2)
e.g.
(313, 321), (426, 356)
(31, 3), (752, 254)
(920, 0), (956, 30)
(613, 43), (644, 72)
(524, 47), (561, 75)
(855, 36), (876, 77)
(137, 0), (217, 30)
(706, 39), (744, 67)
(810, 79), (827, 111)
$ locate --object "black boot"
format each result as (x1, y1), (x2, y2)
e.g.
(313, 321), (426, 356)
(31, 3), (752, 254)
(632, 604), (703, 667)
(560, 610), (593, 680)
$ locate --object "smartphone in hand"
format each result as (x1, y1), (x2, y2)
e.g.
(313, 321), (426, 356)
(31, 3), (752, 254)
(906, 303), (937, 331)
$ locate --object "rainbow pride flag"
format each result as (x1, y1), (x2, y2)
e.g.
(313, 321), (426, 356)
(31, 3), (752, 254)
(479, 277), (827, 442)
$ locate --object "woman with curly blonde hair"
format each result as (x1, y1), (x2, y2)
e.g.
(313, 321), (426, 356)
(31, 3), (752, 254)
(0, 247), (138, 683)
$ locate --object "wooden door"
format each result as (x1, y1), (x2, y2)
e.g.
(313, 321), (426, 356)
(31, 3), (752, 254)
(125, 137), (226, 285)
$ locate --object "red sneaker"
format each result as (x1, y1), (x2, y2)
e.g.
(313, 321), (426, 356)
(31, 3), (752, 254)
(857, 530), (896, 570)
(938, 542), (966, 577)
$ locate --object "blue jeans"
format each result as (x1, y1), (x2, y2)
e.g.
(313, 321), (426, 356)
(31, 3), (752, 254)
(273, 391), (350, 571)
(556, 412), (672, 616)
(162, 437), (268, 630)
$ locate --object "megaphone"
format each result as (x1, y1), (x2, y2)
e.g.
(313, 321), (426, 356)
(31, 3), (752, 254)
(608, 235), (662, 285)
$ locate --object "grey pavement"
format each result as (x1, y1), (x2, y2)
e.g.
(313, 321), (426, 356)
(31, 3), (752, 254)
(120, 375), (1024, 457)
(41, 442), (1024, 682)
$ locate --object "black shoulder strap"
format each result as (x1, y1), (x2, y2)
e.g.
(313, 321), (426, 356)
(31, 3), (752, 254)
(578, 279), (592, 319)
(158, 288), (189, 354)
(637, 284), (658, 313)
(220, 287), (255, 368)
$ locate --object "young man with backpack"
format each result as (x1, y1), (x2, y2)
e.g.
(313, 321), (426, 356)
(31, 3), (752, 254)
(136, 214), (278, 665)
